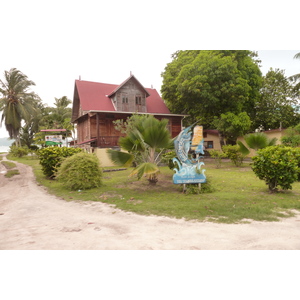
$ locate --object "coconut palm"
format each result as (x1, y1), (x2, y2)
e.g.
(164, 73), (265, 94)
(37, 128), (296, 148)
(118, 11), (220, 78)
(289, 52), (300, 86)
(0, 68), (39, 146)
(107, 115), (172, 184)
(238, 132), (277, 155)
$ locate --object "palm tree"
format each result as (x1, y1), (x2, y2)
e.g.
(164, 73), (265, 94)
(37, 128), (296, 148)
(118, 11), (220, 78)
(0, 68), (39, 146)
(107, 115), (173, 184)
(238, 132), (277, 155)
(289, 52), (300, 87)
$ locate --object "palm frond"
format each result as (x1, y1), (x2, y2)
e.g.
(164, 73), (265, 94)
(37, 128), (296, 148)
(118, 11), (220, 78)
(130, 162), (160, 180)
(237, 141), (250, 156)
(267, 137), (277, 146)
(294, 52), (300, 59)
(106, 149), (134, 167)
(244, 132), (268, 150)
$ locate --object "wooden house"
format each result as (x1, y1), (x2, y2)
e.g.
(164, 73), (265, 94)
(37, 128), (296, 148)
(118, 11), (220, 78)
(71, 74), (186, 152)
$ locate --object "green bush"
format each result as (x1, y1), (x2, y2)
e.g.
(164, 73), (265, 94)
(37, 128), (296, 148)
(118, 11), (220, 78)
(9, 145), (29, 157)
(38, 146), (82, 178)
(252, 145), (300, 192)
(222, 145), (245, 167)
(208, 149), (226, 168)
(56, 152), (103, 190)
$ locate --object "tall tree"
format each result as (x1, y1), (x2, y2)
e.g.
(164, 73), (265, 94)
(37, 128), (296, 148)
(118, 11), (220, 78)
(41, 96), (72, 129)
(254, 68), (299, 130)
(161, 50), (262, 128)
(213, 112), (252, 145)
(0, 68), (40, 146)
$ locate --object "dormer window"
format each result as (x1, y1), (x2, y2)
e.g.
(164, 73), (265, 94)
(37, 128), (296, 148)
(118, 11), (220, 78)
(122, 95), (128, 104)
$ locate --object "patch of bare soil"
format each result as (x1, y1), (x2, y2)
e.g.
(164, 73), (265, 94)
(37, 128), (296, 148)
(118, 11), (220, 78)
(1, 153), (300, 250)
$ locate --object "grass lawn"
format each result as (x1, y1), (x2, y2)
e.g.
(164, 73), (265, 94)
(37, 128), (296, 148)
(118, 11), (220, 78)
(8, 154), (300, 223)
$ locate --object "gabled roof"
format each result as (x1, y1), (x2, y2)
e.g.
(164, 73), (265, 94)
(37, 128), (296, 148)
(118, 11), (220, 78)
(108, 74), (150, 98)
(72, 76), (172, 121)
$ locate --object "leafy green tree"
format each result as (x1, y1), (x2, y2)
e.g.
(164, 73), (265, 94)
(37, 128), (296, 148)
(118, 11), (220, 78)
(107, 115), (172, 184)
(254, 68), (299, 130)
(161, 50), (262, 128)
(0, 68), (40, 146)
(238, 132), (277, 156)
(213, 112), (252, 145)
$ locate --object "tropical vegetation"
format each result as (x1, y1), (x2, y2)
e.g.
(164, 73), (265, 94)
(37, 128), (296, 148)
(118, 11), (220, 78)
(252, 145), (300, 192)
(56, 152), (103, 190)
(108, 115), (173, 184)
(0, 68), (40, 146)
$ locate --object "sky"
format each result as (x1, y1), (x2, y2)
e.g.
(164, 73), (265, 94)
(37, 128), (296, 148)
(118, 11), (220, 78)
(1, 0), (299, 139)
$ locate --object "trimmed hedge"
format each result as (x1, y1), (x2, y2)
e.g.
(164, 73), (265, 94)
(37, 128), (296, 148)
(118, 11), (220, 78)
(38, 146), (82, 178)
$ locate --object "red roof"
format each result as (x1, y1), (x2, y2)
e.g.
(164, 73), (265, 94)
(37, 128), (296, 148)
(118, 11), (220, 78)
(74, 78), (171, 114)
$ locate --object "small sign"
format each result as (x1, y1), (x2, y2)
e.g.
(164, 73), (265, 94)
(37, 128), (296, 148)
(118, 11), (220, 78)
(45, 135), (62, 145)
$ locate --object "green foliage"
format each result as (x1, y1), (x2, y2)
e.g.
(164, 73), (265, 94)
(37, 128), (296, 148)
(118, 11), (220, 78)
(254, 68), (299, 129)
(0, 68), (41, 146)
(208, 149), (226, 168)
(238, 132), (278, 156)
(9, 145), (29, 157)
(252, 145), (300, 192)
(222, 145), (245, 167)
(161, 50), (262, 127)
(38, 146), (82, 178)
(56, 152), (103, 190)
(161, 150), (178, 170)
(108, 115), (173, 184)
(183, 177), (215, 194)
(281, 124), (300, 147)
(213, 112), (252, 145)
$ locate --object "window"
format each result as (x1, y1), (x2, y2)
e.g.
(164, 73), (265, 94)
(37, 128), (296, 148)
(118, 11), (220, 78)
(122, 95), (128, 104)
(204, 141), (214, 149)
(135, 96), (142, 105)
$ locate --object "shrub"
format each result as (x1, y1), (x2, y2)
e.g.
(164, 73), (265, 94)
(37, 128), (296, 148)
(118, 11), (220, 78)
(9, 145), (29, 157)
(161, 150), (177, 169)
(252, 145), (300, 192)
(183, 177), (215, 194)
(38, 146), (82, 178)
(56, 152), (103, 190)
(208, 149), (226, 168)
(222, 145), (245, 167)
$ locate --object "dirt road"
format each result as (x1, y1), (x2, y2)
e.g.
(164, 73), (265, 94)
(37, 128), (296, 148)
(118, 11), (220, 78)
(1, 154), (300, 250)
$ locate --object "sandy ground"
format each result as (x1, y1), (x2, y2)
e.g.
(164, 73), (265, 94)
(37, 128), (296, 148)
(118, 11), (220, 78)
(0, 154), (300, 250)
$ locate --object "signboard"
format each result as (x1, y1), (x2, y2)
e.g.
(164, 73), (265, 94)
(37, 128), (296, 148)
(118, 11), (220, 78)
(173, 125), (206, 184)
(45, 135), (62, 146)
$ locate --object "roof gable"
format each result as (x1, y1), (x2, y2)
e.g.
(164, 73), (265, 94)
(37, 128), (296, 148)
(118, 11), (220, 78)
(72, 76), (171, 121)
(108, 75), (150, 98)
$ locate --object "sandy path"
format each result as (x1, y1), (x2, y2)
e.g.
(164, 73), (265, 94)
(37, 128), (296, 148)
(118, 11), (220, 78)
(0, 154), (300, 250)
